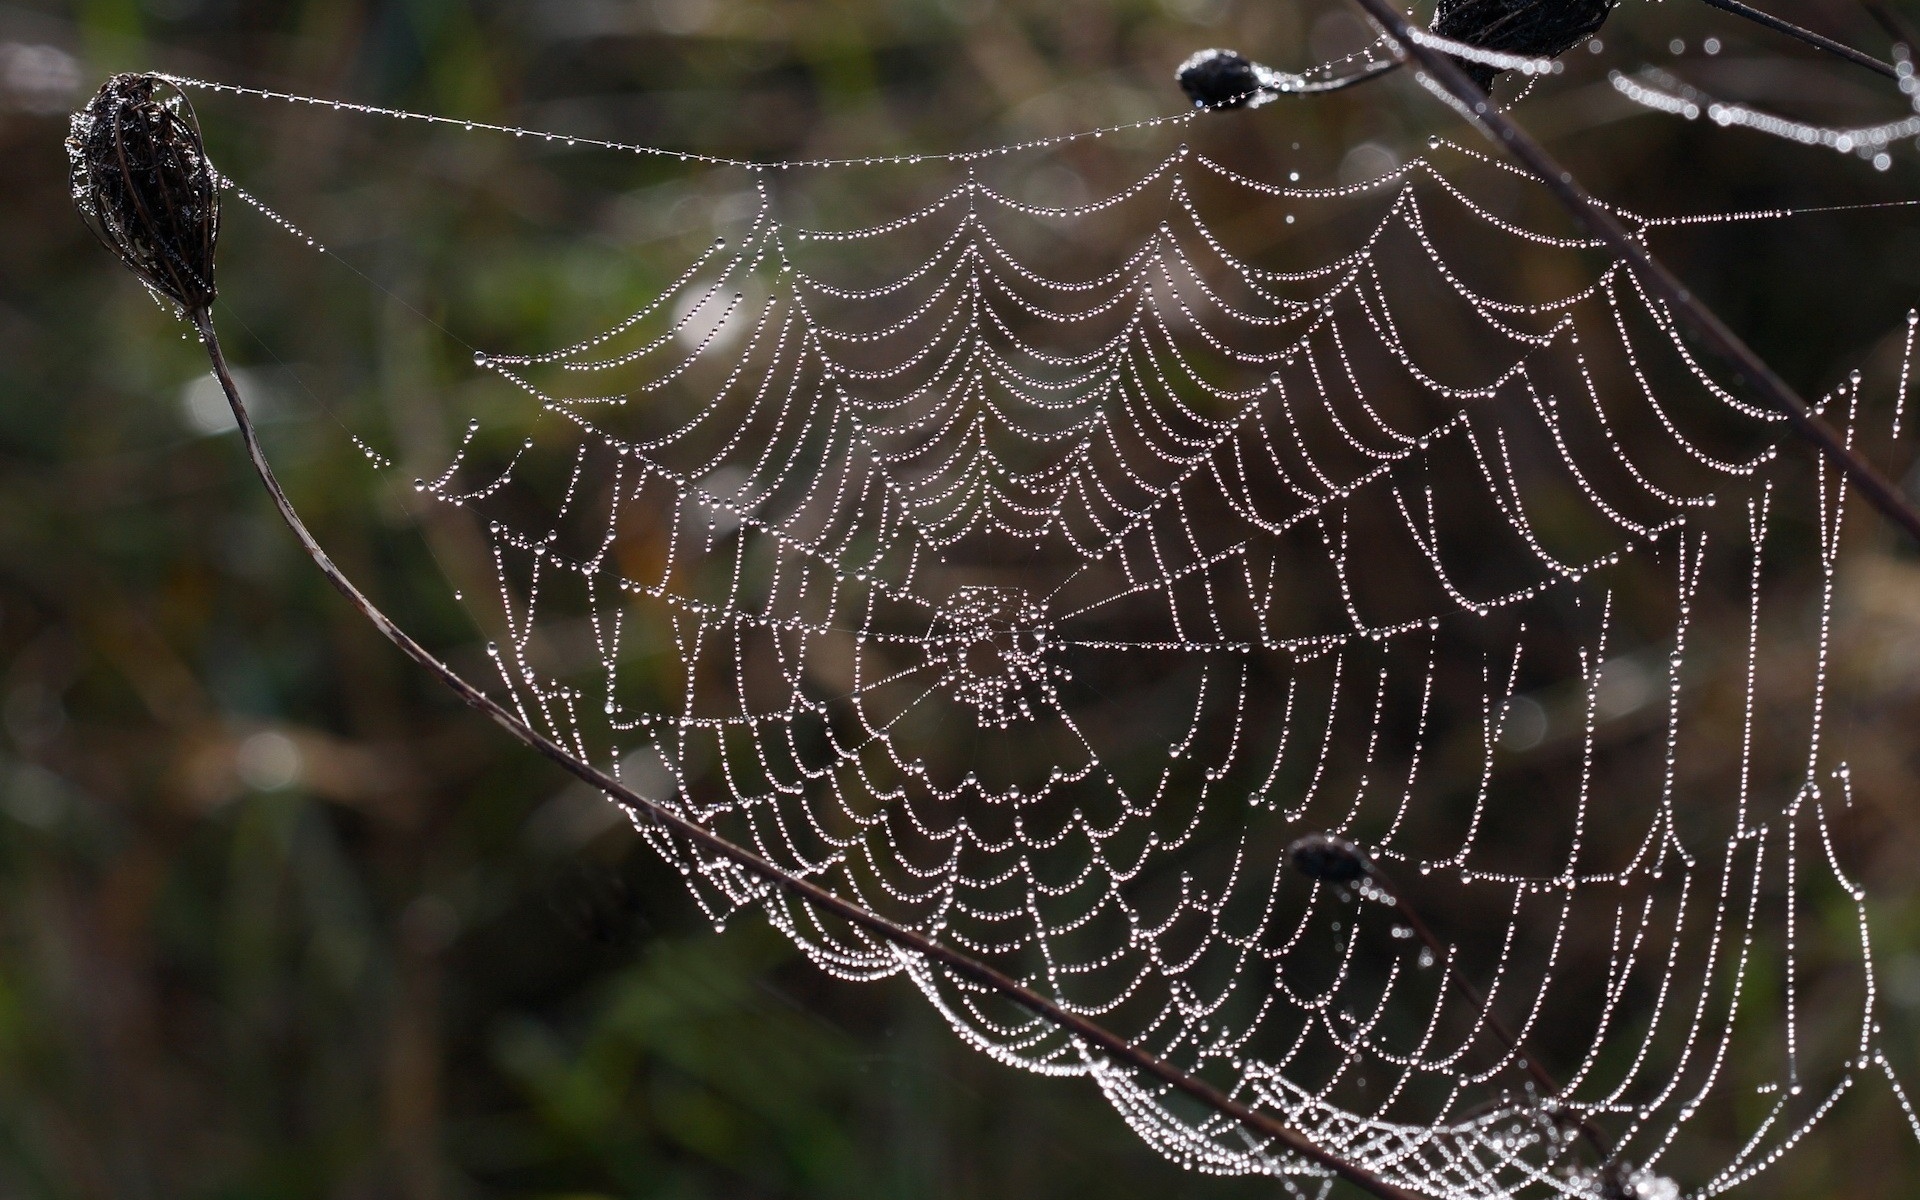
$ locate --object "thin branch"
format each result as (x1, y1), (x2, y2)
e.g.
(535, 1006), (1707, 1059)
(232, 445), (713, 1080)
(1347, 0), (1920, 549)
(1368, 863), (1613, 1159)
(1696, 0), (1898, 78)
(1218, 0), (1898, 110)
(1179, 48), (1401, 111)
(1274, 57), (1404, 94)
(185, 306), (1425, 1200)
(1290, 835), (1611, 1161)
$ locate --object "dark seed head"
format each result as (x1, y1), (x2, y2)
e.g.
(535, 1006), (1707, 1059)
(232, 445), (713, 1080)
(68, 73), (220, 311)
(1288, 833), (1372, 884)
(1176, 49), (1263, 111)
(1431, 0), (1617, 90)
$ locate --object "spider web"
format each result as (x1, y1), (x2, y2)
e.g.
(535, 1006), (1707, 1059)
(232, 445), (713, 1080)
(175, 67), (1920, 1199)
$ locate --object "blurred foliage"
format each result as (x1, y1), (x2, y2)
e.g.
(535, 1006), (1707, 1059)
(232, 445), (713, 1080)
(3, 0), (1920, 1197)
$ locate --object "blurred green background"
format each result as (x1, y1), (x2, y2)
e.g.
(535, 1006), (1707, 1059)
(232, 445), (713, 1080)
(5, 0), (1920, 1197)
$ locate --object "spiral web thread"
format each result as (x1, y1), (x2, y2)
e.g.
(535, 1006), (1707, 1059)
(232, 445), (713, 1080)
(175, 69), (1920, 1200)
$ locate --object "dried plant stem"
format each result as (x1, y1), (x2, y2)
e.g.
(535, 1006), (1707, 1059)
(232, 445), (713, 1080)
(1350, 0), (1920, 549)
(1367, 863), (1613, 1159)
(1696, 0), (1897, 77)
(188, 306), (1423, 1200)
(1238, 1), (1896, 115)
(1280, 58), (1405, 93)
(1291, 834), (1609, 1161)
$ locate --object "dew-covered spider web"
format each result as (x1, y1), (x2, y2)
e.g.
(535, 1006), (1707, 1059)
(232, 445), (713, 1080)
(165, 57), (1920, 1199)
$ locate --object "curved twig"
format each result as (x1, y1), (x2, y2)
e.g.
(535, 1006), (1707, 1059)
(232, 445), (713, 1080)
(1369, 863), (1614, 1159)
(1348, 0), (1920, 550)
(185, 305), (1424, 1200)
(1272, 57), (1405, 94)
(1696, 0), (1897, 78)
(1220, 0), (1899, 108)
(1289, 835), (1612, 1161)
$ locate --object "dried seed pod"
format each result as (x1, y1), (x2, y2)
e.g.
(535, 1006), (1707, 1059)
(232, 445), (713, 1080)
(1176, 49), (1263, 110)
(1431, 0), (1617, 89)
(1287, 833), (1372, 884)
(67, 73), (220, 311)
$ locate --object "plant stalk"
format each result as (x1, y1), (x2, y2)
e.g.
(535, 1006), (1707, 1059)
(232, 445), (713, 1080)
(1349, 0), (1920, 549)
(1367, 863), (1613, 1159)
(1696, 0), (1897, 77)
(188, 305), (1424, 1200)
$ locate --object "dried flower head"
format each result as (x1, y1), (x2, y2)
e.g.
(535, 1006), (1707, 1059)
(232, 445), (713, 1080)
(1176, 49), (1263, 110)
(1287, 833), (1372, 884)
(67, 73), (219, 311)
(1431, 0), (1617, 90)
